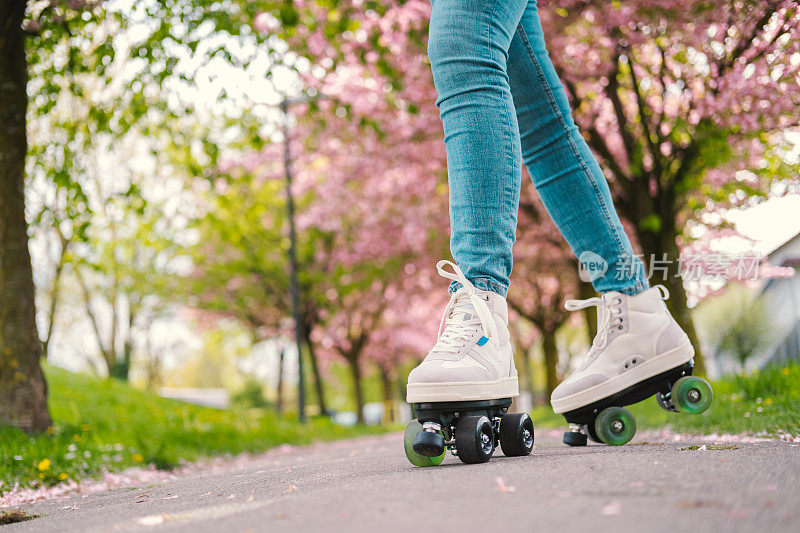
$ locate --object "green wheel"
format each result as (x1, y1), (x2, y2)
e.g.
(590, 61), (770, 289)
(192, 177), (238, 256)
(671, 376), (713, 414)
(594, 407), (637, 446)
(404, 420), (445, 467)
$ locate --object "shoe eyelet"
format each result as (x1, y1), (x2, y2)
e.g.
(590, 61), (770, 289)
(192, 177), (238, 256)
(616, 298), (622, 305)
(618, 326), (623, 330)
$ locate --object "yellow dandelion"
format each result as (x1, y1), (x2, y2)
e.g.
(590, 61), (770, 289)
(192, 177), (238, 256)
(73, 434), (81, 441)
(132, 453), (144, 462)
(39, 473), (45, 479)
(783, 368), (790, 376)
(37, 458), (51, 471)
(764, 398), (773, 406)
(58, 473), (68, 480)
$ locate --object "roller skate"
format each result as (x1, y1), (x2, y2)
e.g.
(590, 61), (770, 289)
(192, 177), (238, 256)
(552, 286), (712, 446)
(403, 261), (530, 466)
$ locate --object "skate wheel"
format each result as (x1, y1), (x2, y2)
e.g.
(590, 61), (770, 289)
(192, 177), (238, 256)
(404, 420), (445, 467)
(671, 376), (713, 414)
(499, 413), (534, 457)
(562, 430), (587, 446)
(455, 415), (494, 464)
(586, 422), (601, 443)
(594, 407), (636, 446)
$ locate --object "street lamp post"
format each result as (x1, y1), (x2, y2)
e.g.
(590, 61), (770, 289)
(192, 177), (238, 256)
(280, 96), (306, 423)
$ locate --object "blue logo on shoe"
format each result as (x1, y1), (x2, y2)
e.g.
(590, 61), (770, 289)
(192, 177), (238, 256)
(476, 336), (489, 346)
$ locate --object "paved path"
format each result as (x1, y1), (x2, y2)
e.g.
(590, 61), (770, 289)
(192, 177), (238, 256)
(8, 430), (800, 532)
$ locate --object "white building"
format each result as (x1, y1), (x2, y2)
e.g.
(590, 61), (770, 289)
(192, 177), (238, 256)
(757, 231), (800, 367)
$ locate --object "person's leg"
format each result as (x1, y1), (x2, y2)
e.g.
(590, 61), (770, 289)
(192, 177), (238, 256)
(405, 0), (527, 407)
(507, 3), (700, 443)
(507, 0), (648, 295)
(427, 0), (528, 298)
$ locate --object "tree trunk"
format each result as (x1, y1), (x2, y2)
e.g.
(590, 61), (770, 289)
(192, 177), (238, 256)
(42, 232), (68, 359)
(514, 342), (533, 397)
(347, 354), (365, 424)
(304, 334), (329, 416)
(276, 348), (285, 415)
(637, 224), (706, 375)
(541, 329), (559, 398)
(379, 365), (394, 425)
(0, 3), (53, 433)
(111, 339), (133, 381)
(660, 254), (706, 376)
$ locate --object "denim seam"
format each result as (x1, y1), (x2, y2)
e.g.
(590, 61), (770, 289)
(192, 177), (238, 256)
(516, 24), (629, 265)
(484, 0), (518, 292)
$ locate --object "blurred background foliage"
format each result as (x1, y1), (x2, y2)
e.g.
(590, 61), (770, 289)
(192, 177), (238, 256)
(0, 0), (799, 490)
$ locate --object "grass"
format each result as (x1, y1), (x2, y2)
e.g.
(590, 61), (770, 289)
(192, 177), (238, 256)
(0, 509), (39, 526)
(532, 360), (800, 437)
(0, 510), (39, 524)
(0, 366), (386, 495)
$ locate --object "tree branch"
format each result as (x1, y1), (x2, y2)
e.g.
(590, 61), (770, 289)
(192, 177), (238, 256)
(75, 265), (113, 371)
(625, 52), (663, 182)
(560, 74), (634, 189)
(716, 1), (783, 81)
(605, 52), (641, 175)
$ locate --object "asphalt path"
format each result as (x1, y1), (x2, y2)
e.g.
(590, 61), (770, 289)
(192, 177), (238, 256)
(7, 429), (799, 532)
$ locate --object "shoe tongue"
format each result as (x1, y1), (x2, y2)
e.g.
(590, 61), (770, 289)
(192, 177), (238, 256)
(602, 291), (623, 303)
(450, 289), (481, 324)
(455, 311), (477, 323)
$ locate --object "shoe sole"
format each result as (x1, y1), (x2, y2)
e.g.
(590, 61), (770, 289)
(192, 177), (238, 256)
(550, 343), (695, 414)
(406, 377), (519, 403)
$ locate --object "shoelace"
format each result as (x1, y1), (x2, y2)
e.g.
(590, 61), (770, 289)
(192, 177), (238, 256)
(431, 260), (498, 354)
(565, 285), (669, 355)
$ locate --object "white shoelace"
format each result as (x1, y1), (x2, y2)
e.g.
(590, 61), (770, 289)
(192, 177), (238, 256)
(565, 285), (670, 355)
(431, 260), (498, 354)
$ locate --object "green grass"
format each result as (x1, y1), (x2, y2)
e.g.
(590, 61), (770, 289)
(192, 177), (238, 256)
(532, 361), (800, 437)
(0, 366), (386, 494)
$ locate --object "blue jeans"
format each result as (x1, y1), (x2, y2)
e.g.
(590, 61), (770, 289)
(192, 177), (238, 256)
(428, 0), (648, 297)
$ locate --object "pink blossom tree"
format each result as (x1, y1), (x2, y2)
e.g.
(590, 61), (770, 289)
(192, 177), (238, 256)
(538, 0), (800, 372)
(508, 188), (582, 397)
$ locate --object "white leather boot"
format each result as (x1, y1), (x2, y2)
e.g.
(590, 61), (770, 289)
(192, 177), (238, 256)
(406, 261), (519, 403)
(551, 286), (694, 414)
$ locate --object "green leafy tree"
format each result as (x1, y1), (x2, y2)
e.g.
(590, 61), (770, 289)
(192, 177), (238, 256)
(185, 155), (333, 415)
(3, 0), (304, 429)
(696, 285), (776, 372)
(73, 181), (178, 380)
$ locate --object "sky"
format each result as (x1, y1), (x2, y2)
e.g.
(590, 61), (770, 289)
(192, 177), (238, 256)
(727, 194), (800, 255)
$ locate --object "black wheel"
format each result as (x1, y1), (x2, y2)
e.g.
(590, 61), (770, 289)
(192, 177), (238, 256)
(499, 413), (534, 457)
(412, 427), (446, 458)
(563, 430), (588, 446)
(585, 422), (601, 443)
(455, 415), (495, 464)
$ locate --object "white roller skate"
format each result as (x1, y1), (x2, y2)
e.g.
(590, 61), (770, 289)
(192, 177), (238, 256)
(404, 261), (528, 466)
(552, 286), (712, 446)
